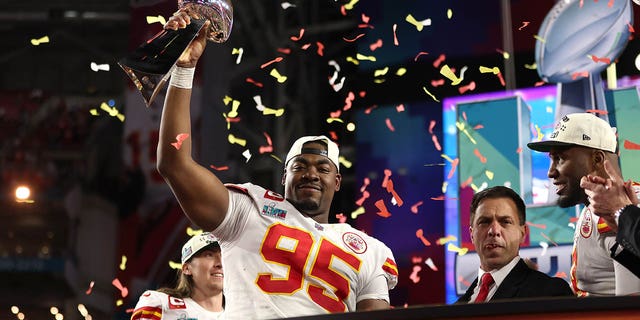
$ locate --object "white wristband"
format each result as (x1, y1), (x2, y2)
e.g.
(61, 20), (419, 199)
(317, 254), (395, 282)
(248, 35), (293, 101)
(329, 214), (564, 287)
(169, 66), (195, 89)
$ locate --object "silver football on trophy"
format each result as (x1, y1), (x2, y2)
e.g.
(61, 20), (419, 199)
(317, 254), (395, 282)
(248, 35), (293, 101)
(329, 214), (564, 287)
(179, 0), (233, 43)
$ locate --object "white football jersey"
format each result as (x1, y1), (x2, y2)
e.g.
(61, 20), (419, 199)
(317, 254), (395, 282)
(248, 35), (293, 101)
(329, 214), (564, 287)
(213, 183), (398, 320)
(570, 184), (640, 296)
(130, 290), (223, 320)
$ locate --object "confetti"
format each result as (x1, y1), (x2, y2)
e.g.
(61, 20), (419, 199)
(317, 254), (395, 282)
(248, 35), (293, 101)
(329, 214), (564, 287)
(261, 57), (283, 69)
(431, 79), (445, 87)
(496, 48), (510, 60)
(485, 170), (494, 180)
(246, 77), (263, 87)
(385, 118), (395, 132)
(355, 191), (370, 206)
(479, 66), (500, 74)
(555, 271), (568, 279)
(518, 21), (530, 30)
(447, 158), (459, 180)
(90, 62), (110, 72)
(410, 201), (423, 214)
(232, 47), (244, 64)
(374, 67), (389, 77)
(524, 63), (537, 70)
(436, 235), (457, 245)
(433, 54), (446, 68)
(533, 35), (545, 43)
(571, 71), (589, 80)
(446, 9), (453, 19)
(119, 255), (127, 271)
(425, 257), (438, 271)
(351, 206), (366, 219)
(409, 265), (422, 283)
(343, 0), (360, 10)
(171, 133), (189, 150)
(623, 139), (640, 150)
(526, 221), (547, 229)
(343, 91), (355, 110)
(356, 53), (376, 61)
(540, 232), (558, 246)
(422, 86), (440, 102)
(30, 35), (50, 46)
(112, 278), (128, 298)
(262, 107), (285, 117)
(335, 213), (347, 223)
(381, 169), (392, 188)
(369, 39), (383, 51)
(385, 179), (404, 207)
(169, 261), (182, 270)
(392, 23), (399, 46)
(228, 134), (247, 146)
(447, 243), (468, 255)
(146, 15), (166, 25)
(281, 2), (296, 9)
(539, 241), (549, 256)
(209, 165), (229, 171)
(85, 281), (95, 295)
(242, 149), (252, 162)
(458, 81), (476, 94)
(396, 104), (405, 112)
(290, 28), (305, 41)
(405, 14), (431, 31)
(343, 33), (365, 42)
(316, 41), (325, 56)
(415, 229), (431, 246)
(277, 48), (291, 54)
(414, 51), (429, 61)
(458, 276), (471, 287)
(270, 68), (288, 83)
(589, 54), (611, 64)
(346, 56), (360, 65)
(439, 65), (462, 85)
(396, 68), (407, 76)
(187, 227), (202, 236)
(375, 199), (392, 218)
(473, 148), (487, 163)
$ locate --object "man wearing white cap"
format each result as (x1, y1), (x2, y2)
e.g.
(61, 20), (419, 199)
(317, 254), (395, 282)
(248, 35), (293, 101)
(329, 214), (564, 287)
(527, 112), (640, 296)
(131, 232), (224, 320)
(156, 11), (397, 319)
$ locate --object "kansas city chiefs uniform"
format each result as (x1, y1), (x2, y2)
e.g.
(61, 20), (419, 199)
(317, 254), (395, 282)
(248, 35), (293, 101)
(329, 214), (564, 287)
(212, 183), (398, 319)
(130, 290), (223, 320)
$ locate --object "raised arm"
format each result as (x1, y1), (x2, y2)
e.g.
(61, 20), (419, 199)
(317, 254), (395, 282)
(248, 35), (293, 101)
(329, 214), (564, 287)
(156, 10), (229, 231)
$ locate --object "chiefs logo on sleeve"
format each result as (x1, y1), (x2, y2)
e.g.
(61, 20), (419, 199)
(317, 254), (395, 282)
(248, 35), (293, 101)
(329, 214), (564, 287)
(168, 296), (187, 309)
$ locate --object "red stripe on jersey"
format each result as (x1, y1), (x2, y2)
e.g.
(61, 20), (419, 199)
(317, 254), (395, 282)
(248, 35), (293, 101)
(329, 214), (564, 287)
(570, 245), (587, 297)
(382, 257), (398, 276)
(225, 183), (248, 193)
(596, 217), (612, 233)
(131, 306), (162, 320)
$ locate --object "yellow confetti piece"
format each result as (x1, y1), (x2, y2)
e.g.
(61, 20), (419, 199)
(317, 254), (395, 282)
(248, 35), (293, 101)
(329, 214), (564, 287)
(344, 0), (359, 10)
(169, 261), (182, 270)
(356, 53), (376, 62)
(269, 68), (287, 83)
(485, 170), (494, 180)
(374, 67), (389, 77)
(470, 183), (479, 192)
(116, 299), (123, 306)
(501, 51), (510, 60)
(447, 9), (453, 19)
(535, 125), (544, 141)
(479, 66), (500, 74)
(119, 255), (127, 271)
(262, 107), (284, 117)
(228, 134), (247, 146)
(187, 227), (202, 236)
(223, 95), (233, 105)
(374, 79), (386, 84)
(455, 121), (477, 144)
(326, 117), (344, 123)
(30, 36), (49, 46)
(89, 109), (99, 116)
(146, 15), (166, 25)
(533, 35), (545, 43)
(231, 47), (244, 64)
(270, 154), (283, 163)
(441, 154), (454, 163)
(395, 67), (407, 76)
(346, 56), (360, 65)
(440, 65), (462, 85)
(442, 181), (449, 193)
(351, 206), (366, 219)
(339, 156), (352, 169)
(447, 243), (468, 255)
(405, 14), (431, 31)
(524, 63), (537, 70)
(422, 86), (440, 102)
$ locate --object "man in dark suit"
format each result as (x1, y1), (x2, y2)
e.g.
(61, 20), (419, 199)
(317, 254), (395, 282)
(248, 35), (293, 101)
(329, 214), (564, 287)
(456, 186), (574, 303)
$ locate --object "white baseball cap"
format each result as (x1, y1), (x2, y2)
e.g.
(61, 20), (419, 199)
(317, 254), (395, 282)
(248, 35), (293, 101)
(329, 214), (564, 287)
(181, 232), (220, 264)
(285, 135), (340, 172)
(527, 113), (617, 153)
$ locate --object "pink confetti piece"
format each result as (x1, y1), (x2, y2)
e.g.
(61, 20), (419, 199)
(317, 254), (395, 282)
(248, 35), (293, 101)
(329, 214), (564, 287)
(590, 55), (611, 64)
(343, 91), (355, 110)
(396, 104), (405, 112)
(415, 229), (431, 246)
(361, 13), (370, 24)
(534, 81), (546, 87)
(209, 165), (229, 171)
(359, 91), (366, 98)
(385, 179), (404, 206)
(301, 43), (311, 50)
(330, 109), (342, 118)
(246, 77), (264, 87)
(473, 148), (487, 163)
(355, 191), (370, 206)
(526, 221), (547, 229)
(375, 199), (392, 218)
(496, 72), (506, 86)
(171, 133), (189, 150)
(447, 158), (459, 180)
(458, 276), (471, 287)
(316, 41), (325, 56)
(571, 71), (589, 80)
(518, 21), (530, 30)
(290, 28), (305, 41)
(554, 271), (568, 279)
(624, 139), (640, 150)
(540, 232), (558, 246)
(433, 54), (446, 68)
(392, 23), (399, 46)
(409, 265), (422, 283)
(369, 39), (383, 51)
(277, 48), (291, 54)
(414, 51), (429, 61)
(260, 57), (283, 69)
(86, 281), (95, 295)
(428, 120), (436, 134)
(336, 213), (347, 223)
(410, 201), (423, 214)
(385, 118), (395, 132)
(628, 23), (635, 33)
(458, 81), (476, 94)
(382, 169), (392, 188)
(343, 34), (365, 42)
(460, 176), (473, 188)
(431, 134), (442, 151)
(364, 105), (378, 114)
(431, 79), (445, 87)
(112, 278), (129, 298)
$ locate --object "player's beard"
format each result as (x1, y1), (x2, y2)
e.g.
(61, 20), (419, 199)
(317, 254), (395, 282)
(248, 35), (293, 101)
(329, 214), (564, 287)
(556, 182), (585, 208)
(291, 198), (320, 214)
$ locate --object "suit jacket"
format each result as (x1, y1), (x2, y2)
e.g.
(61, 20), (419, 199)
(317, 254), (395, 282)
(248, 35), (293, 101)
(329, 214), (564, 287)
(611, 205), (640, 278)
(456, 259), (574, 303)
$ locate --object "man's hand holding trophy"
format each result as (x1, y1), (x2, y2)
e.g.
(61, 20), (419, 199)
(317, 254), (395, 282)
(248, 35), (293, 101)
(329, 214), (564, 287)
(119, 0), (233, 107)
